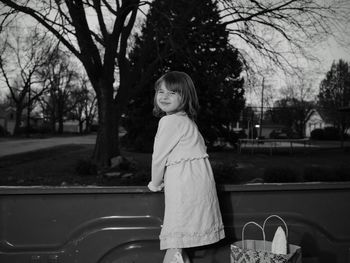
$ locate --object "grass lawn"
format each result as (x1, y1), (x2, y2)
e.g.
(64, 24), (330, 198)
(0, 143), (349, 186)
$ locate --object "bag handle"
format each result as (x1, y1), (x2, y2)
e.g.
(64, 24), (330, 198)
(241, 221), (266, 251)
(241, 215), (288, 252)
(262, 214), (289, 238)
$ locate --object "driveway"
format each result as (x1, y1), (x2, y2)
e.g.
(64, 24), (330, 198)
(0, 135), (96, 158)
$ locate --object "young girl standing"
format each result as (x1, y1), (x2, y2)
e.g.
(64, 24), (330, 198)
(148, 71), (225, 263)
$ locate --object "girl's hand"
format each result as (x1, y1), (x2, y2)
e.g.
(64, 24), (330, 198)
(147, 181), (164, 192)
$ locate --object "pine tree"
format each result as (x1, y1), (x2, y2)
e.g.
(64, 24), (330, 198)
(124, 0), (245, 151)
(318, 60), (350, 133)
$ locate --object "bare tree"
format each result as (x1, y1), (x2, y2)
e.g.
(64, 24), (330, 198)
(70, 76), (97, 134)
(0, 26), (53, 135)
(280, 81), (316, 137)
(38, 48), (81, 134)
(219, 0), (350, 76)
(281, 74), (318, 102)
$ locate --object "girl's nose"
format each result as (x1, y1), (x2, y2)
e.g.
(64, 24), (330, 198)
(162, 92), (170, 98)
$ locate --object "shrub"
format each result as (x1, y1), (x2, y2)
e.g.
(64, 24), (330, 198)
(0, 125), (10, 137)
(310, 128), (324, 140)
(323, 127), (340, 140)
(310, 127), (345, 141)
(263, 166), (300, 183)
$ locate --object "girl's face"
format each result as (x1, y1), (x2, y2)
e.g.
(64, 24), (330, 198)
(156, 83), (182, 115)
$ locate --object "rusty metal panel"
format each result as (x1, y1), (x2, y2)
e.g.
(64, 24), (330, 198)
(0, 183), (349, 263)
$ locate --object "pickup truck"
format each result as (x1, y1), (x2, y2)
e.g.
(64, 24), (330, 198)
(1, 182), (349, 263)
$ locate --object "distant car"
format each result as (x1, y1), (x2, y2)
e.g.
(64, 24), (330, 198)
(269, 129), (288, 139)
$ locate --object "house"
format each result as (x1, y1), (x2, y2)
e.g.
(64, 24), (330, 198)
(0, 106), (17, 135)
(0, 106), (45, 135)
(304, 109), (333, 137)
(55, 120), (85, 133)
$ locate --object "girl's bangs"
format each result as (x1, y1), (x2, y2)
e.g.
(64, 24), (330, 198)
(156, 74), (184, 94)
(168, 82), (183, 94)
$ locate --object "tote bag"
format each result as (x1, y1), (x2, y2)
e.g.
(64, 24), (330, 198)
(230, 215), (302, 263)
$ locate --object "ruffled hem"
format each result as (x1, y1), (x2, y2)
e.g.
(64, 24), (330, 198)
(165, 154), (209, 166)
(160, 226), (225, 250)
(160, 224), (223, 239)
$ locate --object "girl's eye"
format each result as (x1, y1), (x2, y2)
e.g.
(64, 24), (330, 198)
(157, 90), (177, 96)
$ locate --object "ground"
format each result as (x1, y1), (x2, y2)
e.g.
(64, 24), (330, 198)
(0, 142), (349, 186)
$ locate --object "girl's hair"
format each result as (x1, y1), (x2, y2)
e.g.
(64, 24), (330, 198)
(153, 71), (200, 120)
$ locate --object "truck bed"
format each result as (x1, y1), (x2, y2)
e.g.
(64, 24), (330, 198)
(1, 183), (349, 263)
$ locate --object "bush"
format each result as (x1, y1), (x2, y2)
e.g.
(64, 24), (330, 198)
(263, 166), (300, 183)
(310, 127), (345, 140)
(323, 127), (340, 140)
(310, 128), (324, 140)
(0, 125), (10, 137)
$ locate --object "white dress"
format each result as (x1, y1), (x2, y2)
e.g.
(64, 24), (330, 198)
(151, 112), (225, 250)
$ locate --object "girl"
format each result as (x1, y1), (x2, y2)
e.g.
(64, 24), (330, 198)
(148, 71), (225, 263)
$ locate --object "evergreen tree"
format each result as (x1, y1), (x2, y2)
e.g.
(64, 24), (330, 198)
(318, 60), (350, 134)
(124, 0), (245, 151)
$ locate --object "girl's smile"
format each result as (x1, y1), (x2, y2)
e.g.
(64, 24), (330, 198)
(157, 84), (182, 115)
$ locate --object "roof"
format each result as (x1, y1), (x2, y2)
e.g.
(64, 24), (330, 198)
(305, 108), (332, 123)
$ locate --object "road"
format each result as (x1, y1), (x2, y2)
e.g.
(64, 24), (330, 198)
(0, 135), (348, 158)
(0, 135), (96, 158)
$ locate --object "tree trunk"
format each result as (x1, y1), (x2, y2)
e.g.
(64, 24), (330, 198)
(13, 106), (23, 136)
(92, 78), (119, 169)
(58, 119), (64, 134)
(79, 120), (83, 134)
(84, 116), (91, 133)
(57, 105), (64, 134)
(50, 116), (56, 133)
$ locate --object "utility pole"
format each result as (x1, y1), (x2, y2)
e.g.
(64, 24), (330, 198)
(26, 86), (31, 138)
(259, 77), (265, 138)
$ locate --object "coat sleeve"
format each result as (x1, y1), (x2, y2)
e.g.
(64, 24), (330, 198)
(151, 116), (182, 188)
